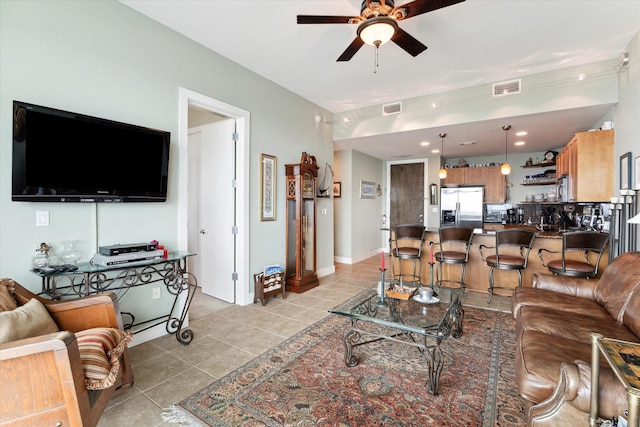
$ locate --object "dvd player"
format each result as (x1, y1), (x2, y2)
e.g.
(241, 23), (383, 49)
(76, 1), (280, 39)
(99, 243), (157, 256)
(93, 249), (164, 266)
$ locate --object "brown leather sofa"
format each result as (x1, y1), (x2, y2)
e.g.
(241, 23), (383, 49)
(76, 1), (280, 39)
(511, 251), (640, 426)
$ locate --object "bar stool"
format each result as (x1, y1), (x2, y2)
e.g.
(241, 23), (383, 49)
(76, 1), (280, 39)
(391, 224), (426, 285)
(434, 227), (474, 291)
(479, 229), (536, 303)
(538, 231), (609, 278)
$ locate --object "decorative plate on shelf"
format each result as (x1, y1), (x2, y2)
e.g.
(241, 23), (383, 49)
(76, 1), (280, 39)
(542, 151), (558, 163)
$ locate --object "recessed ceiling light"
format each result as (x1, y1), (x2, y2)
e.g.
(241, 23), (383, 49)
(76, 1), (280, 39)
(431, 149), (440, 154)
(515, 141), (525, 146)
(420, 141), (430, 146)
(459, 141), (476, 146)
(577, 73), (587, 81)
(515, 131), (527, 136)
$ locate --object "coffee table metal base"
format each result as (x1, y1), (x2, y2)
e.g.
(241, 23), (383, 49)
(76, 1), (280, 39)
(341, 302), (463, 395)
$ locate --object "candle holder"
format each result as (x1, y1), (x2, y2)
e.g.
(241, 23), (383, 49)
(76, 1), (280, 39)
(377, 268), (388, 307)
(428, 242), (438, 297)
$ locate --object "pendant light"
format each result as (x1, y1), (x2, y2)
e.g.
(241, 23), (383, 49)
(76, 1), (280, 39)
(438, 133), (447, 179)
(501, 125), (511, 175)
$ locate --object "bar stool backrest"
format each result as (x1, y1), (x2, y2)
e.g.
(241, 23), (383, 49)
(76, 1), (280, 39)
(393, 224), (426, 257)
(494, 229), (536, 267)
(560, 231), (609, 273)
(438, 227), (474, 261)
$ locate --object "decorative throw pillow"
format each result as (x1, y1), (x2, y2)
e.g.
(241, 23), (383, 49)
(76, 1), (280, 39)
(75, 327), (133, 390)
(0, 278), (18, 312)
(0, 298), (59, 343)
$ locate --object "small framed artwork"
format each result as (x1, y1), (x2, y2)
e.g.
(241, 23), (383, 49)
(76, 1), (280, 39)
(360, 180), (376, 199)
(260, 154), (276, 221)
(333, 182), (341, 198)
(635, 156), (640, 190)
(620, 152), (631, 190)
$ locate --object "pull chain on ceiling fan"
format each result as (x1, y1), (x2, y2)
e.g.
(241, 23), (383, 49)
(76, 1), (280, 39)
(297, 0), (465, 62)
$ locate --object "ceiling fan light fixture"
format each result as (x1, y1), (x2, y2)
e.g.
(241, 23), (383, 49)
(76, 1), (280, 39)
(357, 17), (398, 46)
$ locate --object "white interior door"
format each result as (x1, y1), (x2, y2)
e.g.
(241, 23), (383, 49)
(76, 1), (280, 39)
(187, 118), (236, 302)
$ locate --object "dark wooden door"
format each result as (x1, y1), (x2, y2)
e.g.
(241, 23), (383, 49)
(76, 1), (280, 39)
(390, 162), (424, 227)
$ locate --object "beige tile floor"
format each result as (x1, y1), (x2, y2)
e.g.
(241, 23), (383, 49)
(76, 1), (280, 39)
(98, 255), (512, 426)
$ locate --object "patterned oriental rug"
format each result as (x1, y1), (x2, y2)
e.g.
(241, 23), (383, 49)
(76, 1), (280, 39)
(167, 296), (526, 426)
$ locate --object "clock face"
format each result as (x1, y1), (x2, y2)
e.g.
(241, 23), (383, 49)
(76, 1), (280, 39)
(544, 151), (556, 161)
(302, 174), (314, 199)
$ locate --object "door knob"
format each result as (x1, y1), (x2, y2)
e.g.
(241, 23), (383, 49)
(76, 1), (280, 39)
(199, 229), (206, 234)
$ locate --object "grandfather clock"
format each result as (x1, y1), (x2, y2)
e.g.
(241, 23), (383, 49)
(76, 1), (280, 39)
(285, 152), (320, 293)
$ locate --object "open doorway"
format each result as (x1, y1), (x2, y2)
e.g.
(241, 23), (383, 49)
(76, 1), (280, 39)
(178, 88), (251, 305)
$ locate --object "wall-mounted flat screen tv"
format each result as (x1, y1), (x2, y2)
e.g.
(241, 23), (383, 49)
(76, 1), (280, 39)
(12, 100), (170, 202)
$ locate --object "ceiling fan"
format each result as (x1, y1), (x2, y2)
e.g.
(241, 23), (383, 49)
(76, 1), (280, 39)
(297, 0), (465, 62)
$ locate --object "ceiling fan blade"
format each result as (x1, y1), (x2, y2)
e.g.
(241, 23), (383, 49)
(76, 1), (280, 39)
(393, 0), (465, 20)
(297, 15), (355, 24)
(337, 37), (365, 62)
(391, 28), (428, 57)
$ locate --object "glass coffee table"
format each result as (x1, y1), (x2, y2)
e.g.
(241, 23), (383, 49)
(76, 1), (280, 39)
(329, 288), (464, 395)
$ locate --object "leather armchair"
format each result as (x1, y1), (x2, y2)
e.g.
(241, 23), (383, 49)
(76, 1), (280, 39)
(0, 283), (134, 427)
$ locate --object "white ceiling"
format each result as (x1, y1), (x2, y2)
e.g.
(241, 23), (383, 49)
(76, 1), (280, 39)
(120, 0), (640, 160)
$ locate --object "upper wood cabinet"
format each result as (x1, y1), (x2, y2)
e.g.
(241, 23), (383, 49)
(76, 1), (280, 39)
(558, 129), (614, 202)
(484, 166), (506, 203)
(441, 167), (467, 186)
(440, 165), (505, 203)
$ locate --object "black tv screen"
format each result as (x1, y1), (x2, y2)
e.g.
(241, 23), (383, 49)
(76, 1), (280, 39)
(12, 101), (170, 202)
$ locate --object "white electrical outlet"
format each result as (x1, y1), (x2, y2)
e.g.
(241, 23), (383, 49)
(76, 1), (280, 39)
(152, 287), (161, 300)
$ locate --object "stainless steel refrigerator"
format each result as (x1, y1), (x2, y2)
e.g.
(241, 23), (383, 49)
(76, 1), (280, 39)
(440, 186), (484, 229)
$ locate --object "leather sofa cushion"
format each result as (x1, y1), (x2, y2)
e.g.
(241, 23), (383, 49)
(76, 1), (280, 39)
(593, 252), (640, 323)
(511, 286), (604, 319)
(516, 330), (592, 403)
(517, 305), (638, 344)
(623, 284), (640, 337)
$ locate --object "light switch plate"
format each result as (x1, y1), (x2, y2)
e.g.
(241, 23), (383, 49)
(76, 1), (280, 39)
(36, 211), (49, 227)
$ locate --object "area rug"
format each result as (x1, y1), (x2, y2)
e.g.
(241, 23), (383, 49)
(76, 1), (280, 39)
(167, 294), (525, 426)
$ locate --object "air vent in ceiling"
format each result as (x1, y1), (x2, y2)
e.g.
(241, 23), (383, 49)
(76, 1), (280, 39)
(382, 101), (402, 116)
(493, 79), (521, 97)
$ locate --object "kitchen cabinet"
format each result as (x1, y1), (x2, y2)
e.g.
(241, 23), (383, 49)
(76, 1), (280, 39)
(441, 167), (467, 186)
(556, 149), (567, 177)
(441, 166), (504, 203)
(285, 152), (320, 293)
(559, 129), (614, 202)
(484, 166), (506, 203)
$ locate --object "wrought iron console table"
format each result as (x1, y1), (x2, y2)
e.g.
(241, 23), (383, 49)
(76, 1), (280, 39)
(32, 252), (197, 345)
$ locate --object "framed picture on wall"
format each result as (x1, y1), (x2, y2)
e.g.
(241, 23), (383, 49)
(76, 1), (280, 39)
(620, 152), (631, 190)
(261, 154), (276, 221)
(333, 182), (341, 198)
(360, 180), (376, 199)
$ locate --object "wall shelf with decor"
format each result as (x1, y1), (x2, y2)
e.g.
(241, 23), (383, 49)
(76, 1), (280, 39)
(521, 182), (556, 186)
(521, 162), (556, 168)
